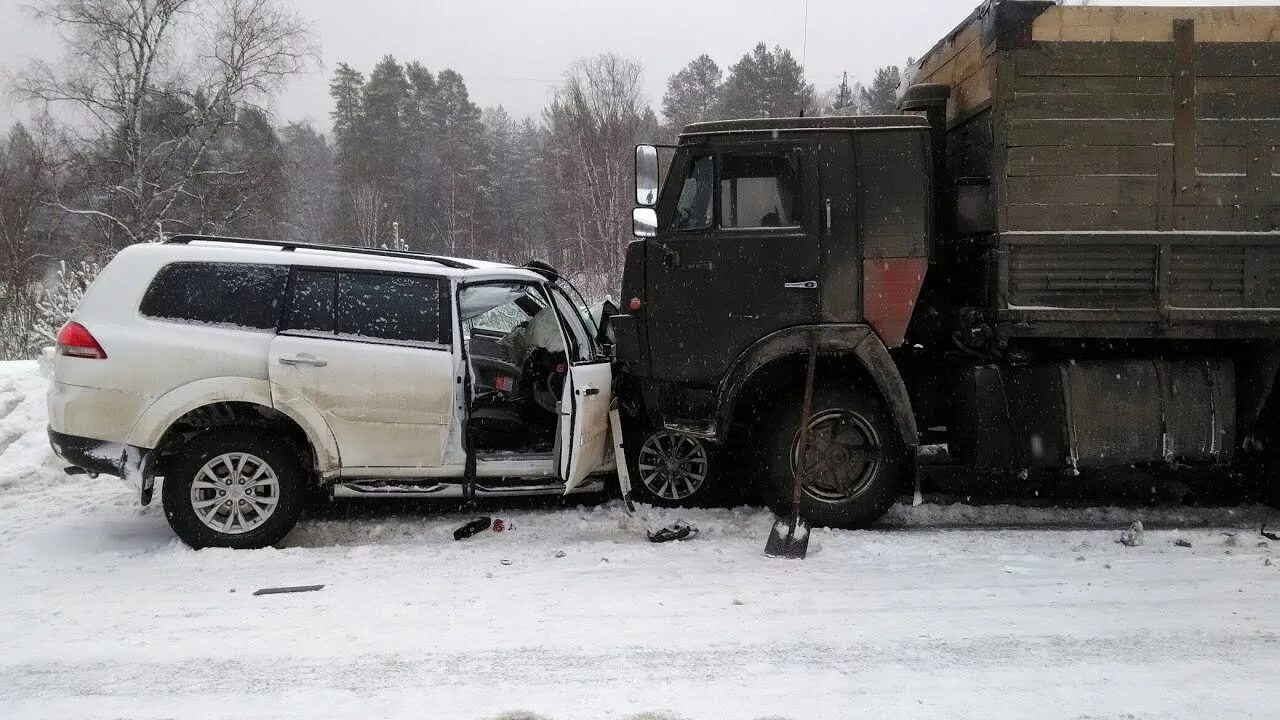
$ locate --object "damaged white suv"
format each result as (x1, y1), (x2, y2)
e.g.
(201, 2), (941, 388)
(47, 235), (617, 548)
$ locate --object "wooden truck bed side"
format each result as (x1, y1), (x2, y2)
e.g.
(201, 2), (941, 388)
(912, 1), (1280, 340)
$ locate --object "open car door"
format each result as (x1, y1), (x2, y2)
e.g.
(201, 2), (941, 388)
(558, 360), (612, 493)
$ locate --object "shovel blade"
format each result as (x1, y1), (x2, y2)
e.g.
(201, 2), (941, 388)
(764, 516), (810, 559)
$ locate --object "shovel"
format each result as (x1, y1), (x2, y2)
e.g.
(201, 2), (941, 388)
(765, 334), (818, 559)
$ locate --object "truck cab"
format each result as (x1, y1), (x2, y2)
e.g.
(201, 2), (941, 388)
(613, 1), (1280, 527)
(611, 116), (934, 526)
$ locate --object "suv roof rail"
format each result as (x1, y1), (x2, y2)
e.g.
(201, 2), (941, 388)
(165, 234), (475, 270)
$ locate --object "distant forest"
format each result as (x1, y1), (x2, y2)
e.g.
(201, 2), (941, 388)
(0, 0), (909, 359)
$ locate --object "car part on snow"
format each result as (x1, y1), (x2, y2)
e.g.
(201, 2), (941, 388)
(1117, 521), (1145, 547)
(609, 404), (635, 514)
(453, 517), (492, 541)
(647, 521), (699, 543)
(252, 584), (325, 596)
(766, 334), (818, 560)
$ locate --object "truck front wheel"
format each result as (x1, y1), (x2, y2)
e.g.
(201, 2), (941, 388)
(754, 381), (908, 529)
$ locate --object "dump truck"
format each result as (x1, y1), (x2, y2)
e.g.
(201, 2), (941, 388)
(612, 0), (1280, 528)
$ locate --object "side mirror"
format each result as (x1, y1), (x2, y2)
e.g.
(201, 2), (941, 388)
(632, 207), (657, 238)
(635, 144), (659, 207)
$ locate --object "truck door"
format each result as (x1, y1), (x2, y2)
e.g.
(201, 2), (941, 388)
(645, 140), (820, 385)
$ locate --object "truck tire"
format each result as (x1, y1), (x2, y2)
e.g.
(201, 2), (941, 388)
(753, 380), (908, 529)
(625, 425), (721, 508)
(162, 429), (306, 549)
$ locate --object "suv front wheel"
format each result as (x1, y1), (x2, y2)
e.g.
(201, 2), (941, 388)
(161, 429), (306, 549)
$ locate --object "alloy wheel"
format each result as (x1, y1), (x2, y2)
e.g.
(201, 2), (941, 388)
(189, 452), (281, 534)
(637, 430), (709, 501)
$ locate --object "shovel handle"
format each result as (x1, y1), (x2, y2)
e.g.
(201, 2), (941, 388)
(790, 334), (819, 527)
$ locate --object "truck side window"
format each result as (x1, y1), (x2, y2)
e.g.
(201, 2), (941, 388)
(719, 149), (802, 229)
(670, 154), (714, 231)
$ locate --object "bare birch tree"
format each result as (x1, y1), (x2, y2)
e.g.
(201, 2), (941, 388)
(543, 54), (655, 296)
(16, 0), (317, 251)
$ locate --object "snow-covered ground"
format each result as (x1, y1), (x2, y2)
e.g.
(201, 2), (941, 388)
(3, 359), (1280, 720)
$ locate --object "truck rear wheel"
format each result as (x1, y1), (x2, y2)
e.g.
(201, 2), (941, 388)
(753, 381), (907, 529)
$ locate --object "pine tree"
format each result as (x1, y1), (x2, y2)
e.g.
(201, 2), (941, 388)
(719, 43), (814, 119)
(362, 56), (410, 182)
(859, 65), (902, 115)
(280, 122), (337, 245)
(661, 54), (722, 136)
(329, 63), (366, 178)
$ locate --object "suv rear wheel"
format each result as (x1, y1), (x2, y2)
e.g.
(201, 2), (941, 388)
(161, 429), (306, 549)
(753, 380), (908, 529)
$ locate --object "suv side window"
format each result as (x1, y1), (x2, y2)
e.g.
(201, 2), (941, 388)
(284, 270), (447, 346)
(719, 148), (803, 228)
(140, 262), (287, 330)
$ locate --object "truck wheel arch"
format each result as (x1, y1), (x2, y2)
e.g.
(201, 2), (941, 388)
(715, 324), (919, 448)
(125, 377), (340, 473)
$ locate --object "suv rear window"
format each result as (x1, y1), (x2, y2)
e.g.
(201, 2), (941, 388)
(283, 270), (445, 346)
(140, 262), (287, 330)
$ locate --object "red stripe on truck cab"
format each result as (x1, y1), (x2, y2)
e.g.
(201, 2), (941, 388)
(862, 258), (927, 349)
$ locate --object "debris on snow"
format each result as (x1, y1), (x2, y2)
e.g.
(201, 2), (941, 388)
(1118, 521), (1144, 547)
(454, 517), (492, 540)
(252, 584), (325, 596)
(1173, 538), (1193, 548)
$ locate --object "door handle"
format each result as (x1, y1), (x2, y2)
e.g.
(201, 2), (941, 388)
(658, 243), (680, 268)
(784, 280), (819, 289)
(279, 354), (327, 367)
(579, 386), (601, 396)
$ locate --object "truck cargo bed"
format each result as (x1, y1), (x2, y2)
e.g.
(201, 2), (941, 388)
(912, 1), (1280, 340)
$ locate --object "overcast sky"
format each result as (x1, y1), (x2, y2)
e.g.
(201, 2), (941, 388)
(1, 0), (1272, 135)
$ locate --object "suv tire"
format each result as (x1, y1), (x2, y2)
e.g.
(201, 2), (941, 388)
(162, 429), (306, 549)
(625, 425), (721, 508)
(753, 380), (908, 529)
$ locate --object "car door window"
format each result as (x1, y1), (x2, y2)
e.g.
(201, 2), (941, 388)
(719, 148), (803, 228)
(336, 272), (443, 345)
(669, 153), (714, 232)
(283, 269), (446, 347)
(284, 269), (336, 334)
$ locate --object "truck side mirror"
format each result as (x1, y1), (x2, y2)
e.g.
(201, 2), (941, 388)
(633, 207), (657, 238)
(635, 145), (659, 207)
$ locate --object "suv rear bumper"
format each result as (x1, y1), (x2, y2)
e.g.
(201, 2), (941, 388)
(47, 427), (138, 478)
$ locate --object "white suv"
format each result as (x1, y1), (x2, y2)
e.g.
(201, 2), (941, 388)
(47, 235), (617, 548)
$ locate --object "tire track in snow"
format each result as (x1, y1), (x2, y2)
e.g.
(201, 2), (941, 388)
(3, 629), (1277, 700)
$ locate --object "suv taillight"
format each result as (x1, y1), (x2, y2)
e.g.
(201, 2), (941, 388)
(56, 322), (108, 359)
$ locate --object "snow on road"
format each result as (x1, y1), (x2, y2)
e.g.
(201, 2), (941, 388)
(3, 359), (1280, 720)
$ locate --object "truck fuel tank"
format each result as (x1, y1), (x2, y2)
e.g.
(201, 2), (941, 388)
(952, 358), (1234, 471)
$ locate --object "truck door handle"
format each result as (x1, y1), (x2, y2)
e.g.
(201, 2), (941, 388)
(579, 386), (601, 396)
(279, 354), (327, 367)
(784, 280), (819, 289)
